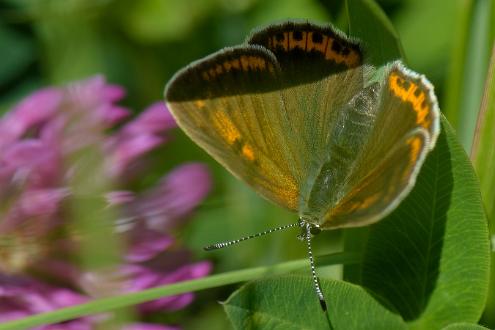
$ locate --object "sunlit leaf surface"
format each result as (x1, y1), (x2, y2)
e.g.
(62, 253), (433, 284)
(224, 275), (407, 330)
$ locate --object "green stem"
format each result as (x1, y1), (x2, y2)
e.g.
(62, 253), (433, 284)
(0, 252), (360, 330)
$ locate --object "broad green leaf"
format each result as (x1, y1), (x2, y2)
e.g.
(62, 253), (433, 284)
(346, 0), (404, 66)
(224, 275), (406, 330)
(361, 118), (490, 329)
(442, 323), (490, 330)
(471, 44), (495, 327)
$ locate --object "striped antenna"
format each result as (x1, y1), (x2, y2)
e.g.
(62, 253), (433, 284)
(303, 221), (327, 312)
(203, 221), (300, 251)
(204, 219), (328, 314)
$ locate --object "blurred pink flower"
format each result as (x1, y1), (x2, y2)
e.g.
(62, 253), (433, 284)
(0, 76), (212, 328)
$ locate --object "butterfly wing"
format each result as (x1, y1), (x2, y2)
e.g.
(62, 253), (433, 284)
(247, 21), (368, 210)
(166, 22), (367, 212)
(165, 46), (300, 210)
(321, 62), (440, 229)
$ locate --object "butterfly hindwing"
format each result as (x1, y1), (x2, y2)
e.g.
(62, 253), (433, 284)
(323, 128), (430, 228)
(321, 62), (440, 228)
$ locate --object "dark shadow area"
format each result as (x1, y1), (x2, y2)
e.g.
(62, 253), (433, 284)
(360, 123), (453, 320)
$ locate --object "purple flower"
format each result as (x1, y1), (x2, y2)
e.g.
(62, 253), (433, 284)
(0, 76), (212, 328)
(129, 163), (212, 232)
(0, 274), (92, 328)
(0, 88), (63, 149)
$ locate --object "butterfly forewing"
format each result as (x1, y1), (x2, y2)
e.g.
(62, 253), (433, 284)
(165, 46), (300, 210)
(321, 62), (440, 228)
(247, 21), (362, 85)
(247, 21), (369, 214)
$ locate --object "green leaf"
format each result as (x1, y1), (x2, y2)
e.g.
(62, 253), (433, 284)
(346, 0), (404, 66)
(441, 323), (490, 330)
(224, 275), (407, 330)
(360, 117), (490, 329)
(471, 44), (495, 327)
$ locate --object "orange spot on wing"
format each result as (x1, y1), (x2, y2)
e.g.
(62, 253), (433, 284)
(213, 112), (240, 145)
(344, 51), (361, 67)
(230, 59), (241, 70)
(407, 136), (422, 163)
(324, 38), (360, 67)
(402, 135), (424, 181)
(194, 100), (206, 109)
(208, 68), (217, 79)
(223, 60), (232, 71)
(248, 56), (267, 71)
(360, 193), (380, 208)
(240, 56), (250, 71)
(389, 72), (432, 129)
(241, 144), (255, 161)
(215, 64), (223, 75)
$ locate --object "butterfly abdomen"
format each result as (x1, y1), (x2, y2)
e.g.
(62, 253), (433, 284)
(299, 82), (379, 222)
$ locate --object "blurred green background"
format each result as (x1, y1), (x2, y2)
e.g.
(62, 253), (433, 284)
(0, 0), (492, 329)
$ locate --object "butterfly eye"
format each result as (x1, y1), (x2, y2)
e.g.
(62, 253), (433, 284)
(310, 226), (322, 236)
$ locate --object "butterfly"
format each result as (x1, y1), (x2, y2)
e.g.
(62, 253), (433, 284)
(164, 20), (440, 311)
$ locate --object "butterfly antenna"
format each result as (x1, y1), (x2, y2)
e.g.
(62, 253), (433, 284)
(303, 222), (327, 312)
(203, 221), (300, 251)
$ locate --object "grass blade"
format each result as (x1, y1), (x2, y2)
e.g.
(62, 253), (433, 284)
(0, 252), (360, 330)
(471, 43), (495, 328)
(443, 0), (493, 152)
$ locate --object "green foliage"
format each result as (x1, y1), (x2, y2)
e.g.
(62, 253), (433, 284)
(224, 275), (407, 330)
(471, 45), (495, 326)
(346, 0), (404, 66)
(443, 0), (495, 152)
(361, 119), (489, 329)
(442, 324), (490, 330)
